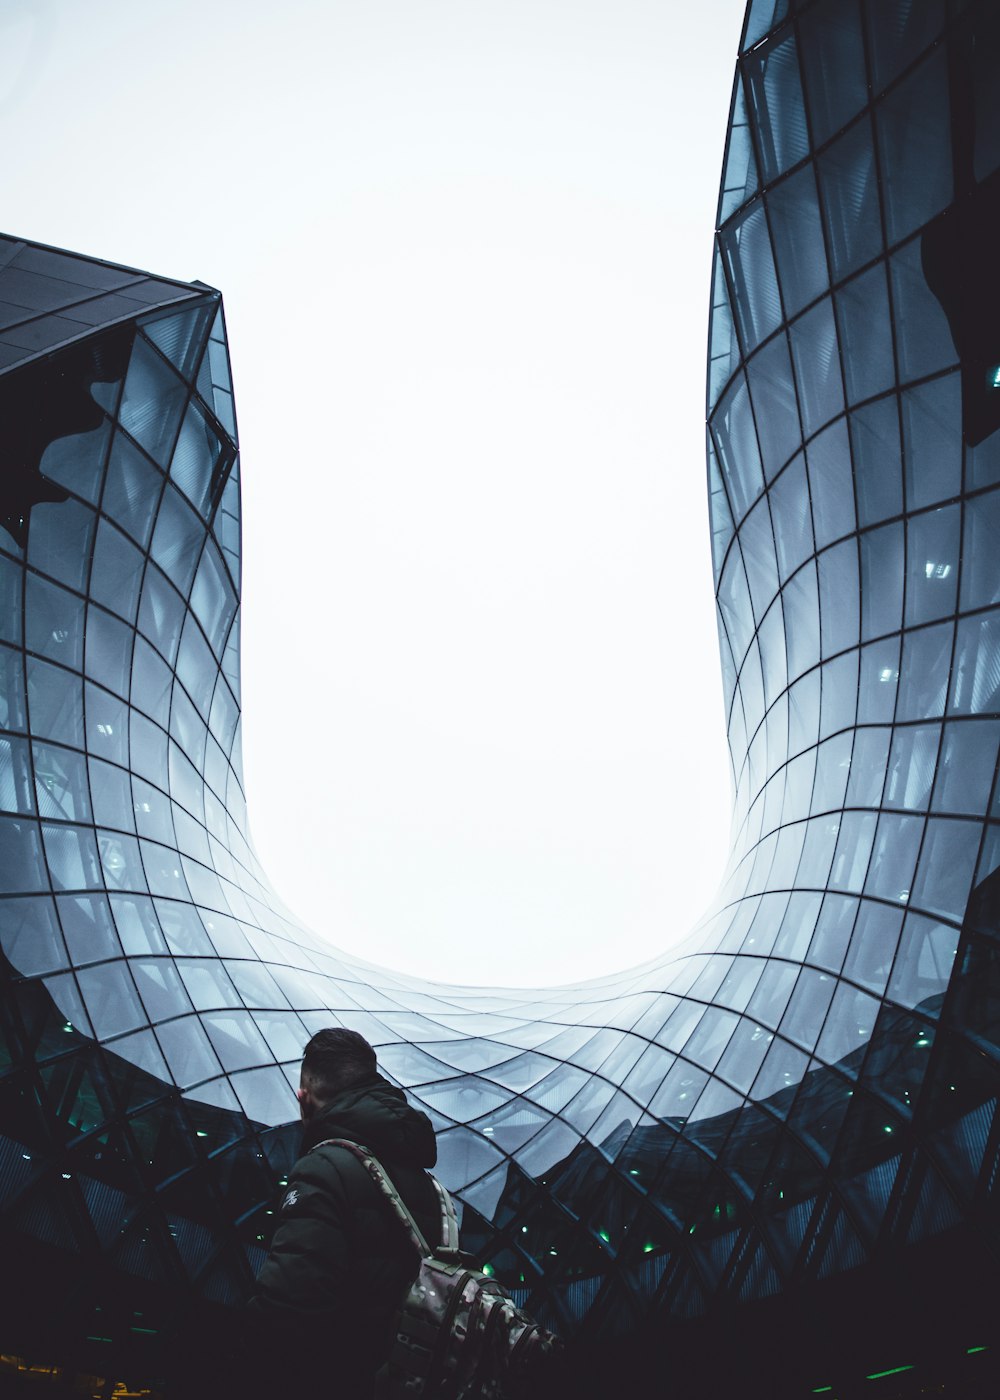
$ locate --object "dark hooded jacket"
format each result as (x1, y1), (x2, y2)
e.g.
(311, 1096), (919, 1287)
(243, 1072), (440, 1394)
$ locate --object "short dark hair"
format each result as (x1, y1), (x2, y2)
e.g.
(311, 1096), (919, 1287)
(301, 1027), (377, 1099)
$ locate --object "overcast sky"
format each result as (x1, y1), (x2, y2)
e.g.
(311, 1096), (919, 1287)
(4, 0), (746, 987)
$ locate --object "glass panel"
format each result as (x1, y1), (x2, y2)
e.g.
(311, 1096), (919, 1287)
(743, 0), (790, 52)
(130, 637), (172, 727)
(885, 724), (940, 811)
(77, 960), (145, 1038)
(150, 485), (204, 598)
(102, 431), (162, 549)
(157, 1015), (221, 1087)
(818, 540), (860, 656)
(851, 520), (901, 641)
(850, 397), (903, 529)
(866, 0), (946, 93)
(89, 518), (144, 624)
(84, 606), (133, 699)
(857, 637), (900, 724)
(132, 776), (174, 845)
(98, 830), (148, 893)
(0, 734), (33, 814)
(876, 49), (952, 246)
(816, 982), (881, 1065)
(819, 649), (858, 739)
(84, 682), (128, 764)
(118, 336), (187, 467)
(890, 239), (958, 383)
(25, 575), (84, 669)
(0, 644), (27, 732)
(709, 437), (735, 585)
(798, 0), (866, 147)
(0, 894), (65, 975)
(170, 398), (226, 518)
(721, 204), (783, 355)
(745, 28), (809, 182)
(960, 489), (1000, 612)
(38, 420), (111, 508)
(176, 958), (241, 1011)
(789, 297), (844, 438)
(787, 667), (820, 755)
(718, 543), (755, 665)
(27, 499), (95, 592)
(42, 823), (102, 891)
(769, 454), (813, 580)
(887, 913), (959, 1008)
(57, 893), (120, 965)
(110, 893), (166, 955)
(190, 540), (236, 659)
(908, 817), (981, 924)
(905, 506), (959, 626)
(864, 812), (924, 903)
(739, 496), (779, 621)
(201, 1009), (273, 1072)
(767, 164), (828, 318)
(157, 900), (214, 956)
(132, 958), (193, 1020)
(746, 334), (800, 480)
(817, 115), (882, 282)
(751, 1036), (809, 1105)
(807, 893), (858, 973)
(782, 561), (820, 681)
(0, 815), (48, 893)
(829, 810), (877, 893)
(836, 263), (894, 406)
(137, 563), (186, 667)
(129, 710), (168, 787)
(807, 418), (855, 548)
(901, 375), (961, 511)
(794, 814), (840, 890)
(141, 301), (213, 382)
(931, 720), (999, 815)
(845, 726), (891, 808)
(719, 75), (760, 226)
(176, 614), (216, 718)
(781, 967), (836, 1048)
(896, 621), (953, 720)
(812, 730), (852, 812)
(950, 613), (1000, 715)
(713, 376), (767, 526)
(33, 741), (90, 822)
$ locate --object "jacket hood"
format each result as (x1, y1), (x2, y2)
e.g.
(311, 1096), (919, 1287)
(300, 1072), (437, 1168)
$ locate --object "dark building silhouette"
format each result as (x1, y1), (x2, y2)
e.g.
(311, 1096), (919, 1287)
(0, 1), (998, 1394)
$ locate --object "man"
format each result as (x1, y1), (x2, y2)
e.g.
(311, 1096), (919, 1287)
(245, 1027), (440, 1394)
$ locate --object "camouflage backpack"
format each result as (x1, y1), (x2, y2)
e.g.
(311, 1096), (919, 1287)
(315, 1138), (561, 1398)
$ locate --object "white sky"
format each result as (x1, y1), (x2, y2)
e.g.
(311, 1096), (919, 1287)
(3, 0), (746, 987)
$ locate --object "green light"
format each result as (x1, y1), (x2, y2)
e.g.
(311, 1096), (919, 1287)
(642, 1242), (656, 1253)
(482, 1263), (494, 1276)
(196, 1130), (208, 1138)
(883, 1125), (893, 1134)
(812, 1388), (833, 1394)
(866, 1365), (914, 1380)
(989, 364), (1000, 390)
(86, 1336), (112, 1344)
(629, 1169), (640, 1176)
(63, 1022), (73, 1033)
(598, 1230), (610, 1243)
(130, 1326), (157, 1335)
(967, 1346), (988, 1354)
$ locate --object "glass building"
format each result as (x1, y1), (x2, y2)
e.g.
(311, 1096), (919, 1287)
(1, 0), (998, 1392)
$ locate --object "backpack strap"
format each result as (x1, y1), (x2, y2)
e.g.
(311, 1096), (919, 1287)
(312, 1137), (458, 1259)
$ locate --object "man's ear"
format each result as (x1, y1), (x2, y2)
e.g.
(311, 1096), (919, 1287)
(296, 1085), (315, 1120)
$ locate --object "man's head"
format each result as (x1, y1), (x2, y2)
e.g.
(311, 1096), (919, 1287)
(297, 1027), (378, 1119)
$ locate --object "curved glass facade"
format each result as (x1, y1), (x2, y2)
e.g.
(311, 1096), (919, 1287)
(1, 0), (999, 1384)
